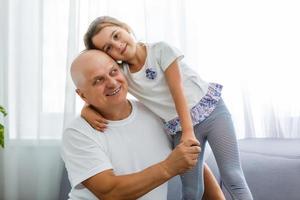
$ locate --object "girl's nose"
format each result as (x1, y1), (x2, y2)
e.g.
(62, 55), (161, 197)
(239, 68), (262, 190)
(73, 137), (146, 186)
(113, 41), (124, 51)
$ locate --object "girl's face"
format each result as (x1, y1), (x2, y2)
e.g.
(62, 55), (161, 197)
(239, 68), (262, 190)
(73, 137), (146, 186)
(92, 26), (137, 62)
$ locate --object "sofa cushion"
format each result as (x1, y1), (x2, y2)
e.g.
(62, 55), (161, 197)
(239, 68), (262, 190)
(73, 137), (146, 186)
(207, 138), (300, 200)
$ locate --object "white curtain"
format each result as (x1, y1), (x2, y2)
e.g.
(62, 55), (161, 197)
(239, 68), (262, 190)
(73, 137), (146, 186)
(1, 0), (300, 199)
(1, 0), (70, 199)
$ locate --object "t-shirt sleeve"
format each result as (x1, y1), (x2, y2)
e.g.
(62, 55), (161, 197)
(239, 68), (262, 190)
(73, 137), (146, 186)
(62, 127), (113, 189)
(155, 41), (184, 71)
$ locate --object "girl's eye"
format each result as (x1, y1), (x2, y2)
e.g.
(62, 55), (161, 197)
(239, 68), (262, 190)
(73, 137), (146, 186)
(113, 33), (119, 40)
(105, 45), (112, 52)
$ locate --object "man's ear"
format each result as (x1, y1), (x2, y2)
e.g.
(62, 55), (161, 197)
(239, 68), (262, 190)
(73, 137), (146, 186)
(76, 89), (86, 101)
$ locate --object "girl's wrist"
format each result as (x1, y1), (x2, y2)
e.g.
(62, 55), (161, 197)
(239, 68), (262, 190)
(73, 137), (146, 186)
(182, 131), (195, 139)
(182, 126), (194, 133)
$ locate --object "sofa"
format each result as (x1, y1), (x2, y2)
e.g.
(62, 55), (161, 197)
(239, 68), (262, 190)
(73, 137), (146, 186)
(60, 138), (300, 200)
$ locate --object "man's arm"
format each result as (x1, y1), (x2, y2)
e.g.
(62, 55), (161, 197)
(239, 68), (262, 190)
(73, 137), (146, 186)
(83, 140), (200, 200)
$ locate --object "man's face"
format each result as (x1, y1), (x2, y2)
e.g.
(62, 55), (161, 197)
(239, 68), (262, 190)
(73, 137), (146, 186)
(77, 52), (128, 110)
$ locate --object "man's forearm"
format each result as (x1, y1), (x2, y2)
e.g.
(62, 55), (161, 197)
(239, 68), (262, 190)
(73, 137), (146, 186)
(108, 162), (172, 199)
(83, 141), (200, 200)
(85, 161), (173, 200)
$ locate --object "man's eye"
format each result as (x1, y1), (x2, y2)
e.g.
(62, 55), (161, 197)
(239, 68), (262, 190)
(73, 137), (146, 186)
(111, 69), (119, 75)
(94, 78), (104, 85)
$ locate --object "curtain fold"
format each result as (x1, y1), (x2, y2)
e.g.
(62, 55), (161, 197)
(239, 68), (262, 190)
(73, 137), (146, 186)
(63, 0), (79, 129)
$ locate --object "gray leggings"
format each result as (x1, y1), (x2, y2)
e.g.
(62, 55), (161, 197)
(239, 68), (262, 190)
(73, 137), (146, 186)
(173, 99), (253, 200)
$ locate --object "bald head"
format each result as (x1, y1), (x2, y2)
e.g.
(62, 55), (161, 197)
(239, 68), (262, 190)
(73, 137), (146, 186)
(71, 50), (115, 88)
(70, 49), (129, 119)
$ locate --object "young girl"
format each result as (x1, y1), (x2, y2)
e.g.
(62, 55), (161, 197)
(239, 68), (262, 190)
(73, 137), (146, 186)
(82, 16), (253, 200)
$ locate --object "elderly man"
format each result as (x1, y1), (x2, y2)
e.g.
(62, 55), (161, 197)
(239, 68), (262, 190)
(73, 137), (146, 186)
(62, 49), (201, 200)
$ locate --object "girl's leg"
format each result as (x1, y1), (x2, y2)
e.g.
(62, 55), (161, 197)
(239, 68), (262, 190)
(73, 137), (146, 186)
(173, 131), (206, 200)
(205, 99), (253, 200)
(202, 163), (225, 200)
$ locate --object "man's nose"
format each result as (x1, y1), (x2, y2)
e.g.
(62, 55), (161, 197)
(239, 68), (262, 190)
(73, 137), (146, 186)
(106, 76), (118, 87)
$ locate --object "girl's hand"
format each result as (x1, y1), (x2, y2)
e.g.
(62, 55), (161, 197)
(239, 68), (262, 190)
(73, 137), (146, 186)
(81, 104), (108, 132)
(180, 132), (199, 147)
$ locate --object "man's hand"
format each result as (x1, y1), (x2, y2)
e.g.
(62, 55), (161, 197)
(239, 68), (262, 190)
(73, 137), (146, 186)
(161, 139), (201, 178)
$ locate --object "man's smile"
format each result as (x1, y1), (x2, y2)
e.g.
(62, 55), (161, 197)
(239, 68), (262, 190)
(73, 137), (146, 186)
(106, 86), (121, 96)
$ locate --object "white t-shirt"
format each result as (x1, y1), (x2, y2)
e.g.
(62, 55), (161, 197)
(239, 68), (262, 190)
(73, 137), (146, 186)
(61, 100), (172, 200)
(122, 41), (209, 122)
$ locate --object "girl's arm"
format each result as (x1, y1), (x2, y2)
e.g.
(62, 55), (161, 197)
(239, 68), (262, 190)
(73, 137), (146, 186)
(81, 104), (108, 132)
(164, 59), (197, 143)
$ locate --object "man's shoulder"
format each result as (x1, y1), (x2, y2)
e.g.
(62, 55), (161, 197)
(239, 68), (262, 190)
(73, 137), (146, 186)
(65, 116), (89, 129)
(63, 116), (95, 137)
